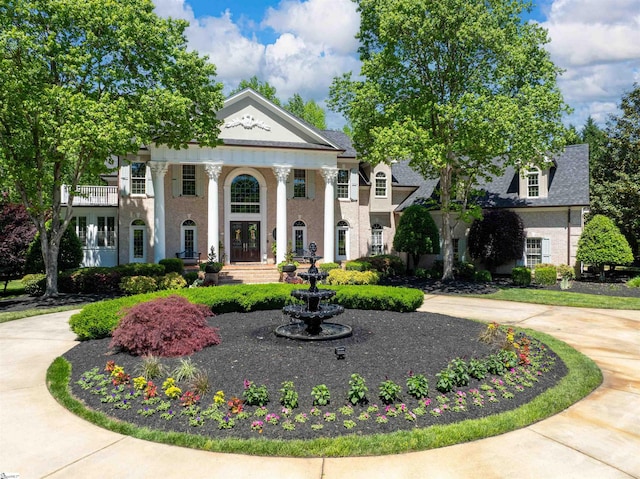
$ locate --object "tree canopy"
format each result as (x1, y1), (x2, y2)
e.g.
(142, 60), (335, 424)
(468, 209), (525, 272)
(0, 200), (36, 290)
(329, 0), (569, 280)
(588, 85), (640, 259)
(0, 0), (224, 296)
(576, 215), (634, 275)
(392, 204), (439, 272)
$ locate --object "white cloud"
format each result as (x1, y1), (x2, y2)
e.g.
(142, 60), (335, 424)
(542, 0), (640, 128)
(152, 0), (360, 128)
(263, 0), (360, 55)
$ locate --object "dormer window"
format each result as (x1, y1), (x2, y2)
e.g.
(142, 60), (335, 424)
(527, 169), (540, 198)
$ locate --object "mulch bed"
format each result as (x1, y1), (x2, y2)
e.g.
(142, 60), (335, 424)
(63, 309), (566, 441)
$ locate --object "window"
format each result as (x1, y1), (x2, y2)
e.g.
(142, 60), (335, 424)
(293, 169), (306, 198)
(337, 220), (349, 259)
(231, 174), (260, 213)
(452, 238), (460, 262)
(375, 172), (387, 197)
(292, 220), (306, 256)
(182, 165), (196, 196)
(97, 216), (116, 247)
(181, 219), (197, 256)
(337, 169), (349, 199)
(371, 223), (383, 255)
(130, 162), (147, 195)
(73, 216), (87, 247)
(526, 238), (542, 268)
(527, 170), (540, 198)
(131, 219), (146, 262)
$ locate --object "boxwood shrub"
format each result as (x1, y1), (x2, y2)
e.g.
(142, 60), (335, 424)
(156, 272), (187, 291)
(327, 269), (379, 285)
(69, 283), (425, 340)
(534, 264), (558, 286)
(120, 275), (158, 295)
(512, 266), (532, 286)
(159, 258), (184, 274)
(474, 270), (492, 282)
(345, 260), (372, 272)
(116, 263), (165, 277)
(319, 262), (341, 272)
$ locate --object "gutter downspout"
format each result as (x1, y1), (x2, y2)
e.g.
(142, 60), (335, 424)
(567, 208), (571, 265)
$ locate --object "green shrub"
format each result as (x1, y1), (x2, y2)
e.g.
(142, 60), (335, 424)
(415, 268), (432, 279)
(534, 264), (557, 286)
(22, 273), (46, 296)
(68, 283), (425, 340)
(327, 269), (379, 285)
(184, 271), (199, 285)
(116, 263), (165, 277)
(577, 215), (634, 275)
(556, 264), (576, 280)
(120, 275), (158, 295)
(392, 204), (440, 271)
(512, 266), (531, 286)
(456, 262), (476, 280)
(627, 276), (640, 288)
(159, 258), (184, 274)
(156, 272), (187, 291)
(59, 267), (122, 294)
(474, 270), (492, 282)
(25, 222), (83, 273)
(344, 260), (371, 271)
(358, 255), (404, 276)
(319, 262), (341, 272)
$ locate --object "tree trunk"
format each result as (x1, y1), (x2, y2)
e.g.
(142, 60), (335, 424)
(440, 164), (455, 281)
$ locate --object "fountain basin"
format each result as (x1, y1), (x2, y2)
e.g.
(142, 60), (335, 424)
(275, 320), (352, 341)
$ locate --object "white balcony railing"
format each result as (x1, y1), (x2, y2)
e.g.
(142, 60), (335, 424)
(61, 185), (118, 206)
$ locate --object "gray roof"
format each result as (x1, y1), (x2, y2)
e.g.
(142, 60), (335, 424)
(321, 130), (357, 158)
(393, 144), (590, 211)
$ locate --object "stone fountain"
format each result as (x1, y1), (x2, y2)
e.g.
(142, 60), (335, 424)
(276, 242), (352, 341)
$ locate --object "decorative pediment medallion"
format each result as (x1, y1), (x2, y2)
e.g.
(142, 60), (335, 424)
(224, 114), (271, 131)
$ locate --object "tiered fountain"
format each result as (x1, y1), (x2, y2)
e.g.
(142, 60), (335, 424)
(276, 242), (352, 341)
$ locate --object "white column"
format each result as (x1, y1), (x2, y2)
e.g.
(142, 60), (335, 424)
(205, 163), (223, 261)
(149, 161), (169, 263)
(321, 167), (338, 263)
(273, 165), (291, 264)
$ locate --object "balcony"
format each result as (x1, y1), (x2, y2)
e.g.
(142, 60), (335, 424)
(61, 185), (118, 206)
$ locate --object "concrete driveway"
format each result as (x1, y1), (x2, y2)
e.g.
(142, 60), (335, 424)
(1, 296), (638, 478)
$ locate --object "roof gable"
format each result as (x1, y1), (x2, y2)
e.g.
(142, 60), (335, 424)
(217, 89), (342, 151)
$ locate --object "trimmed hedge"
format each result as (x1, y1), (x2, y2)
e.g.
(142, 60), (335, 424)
(512, 267), (532, 286)
(327, 269), (379, 285)
(534, 264), (557, 286)
(345, 260), (372, 272)
(69, 284), (425, 340)
(159, 258), (184, 274)
(116, 263), (165, 277)
(319, 262), (341, 272)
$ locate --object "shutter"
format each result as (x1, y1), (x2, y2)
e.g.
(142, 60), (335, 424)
(171, 165), (180, 197)
(286, 172), (294, 199)
(196, 165), (205, 197)
(458, 237), (467, 262)
(350, 168), (358, 201)
(307, 170), (315, 199)
(146, 164), (154, 197)
(541, 238), (551, 264)
(120, 164), (130, 196)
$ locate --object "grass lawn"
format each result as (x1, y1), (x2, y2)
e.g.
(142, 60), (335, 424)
(1, 279), (25, 297)
(477, 288), (640, 310)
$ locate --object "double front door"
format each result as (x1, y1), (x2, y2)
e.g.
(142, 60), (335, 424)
(230, 221), (260, 262)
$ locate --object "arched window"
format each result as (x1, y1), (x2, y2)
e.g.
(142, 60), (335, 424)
(371, 223), (383, 255)
(292, 220), (306, 256)
(375, 172), (387, 197)
(130, 219), (146, 262)
(181, 219), (197, 258)
(231, 174), (260, 213)
(336, 220), (349, 260)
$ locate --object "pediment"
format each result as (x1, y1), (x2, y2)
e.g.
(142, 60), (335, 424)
(217, 89), (340, 150)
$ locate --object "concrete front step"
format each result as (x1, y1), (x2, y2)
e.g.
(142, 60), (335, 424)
(218, 263), (280, 284)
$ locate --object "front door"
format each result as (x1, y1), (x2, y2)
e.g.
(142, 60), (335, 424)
(230, 221), (260, 262)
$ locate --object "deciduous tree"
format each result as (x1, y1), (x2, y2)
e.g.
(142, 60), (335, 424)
(468, 210), (525, 272)
(0, 200), (36, 292)
(0, 0), (224, 296)
(329, 0), (568, 280)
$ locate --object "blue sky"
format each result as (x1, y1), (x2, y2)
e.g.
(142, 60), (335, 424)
(153, 0), (640, 130)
